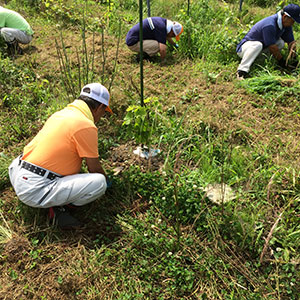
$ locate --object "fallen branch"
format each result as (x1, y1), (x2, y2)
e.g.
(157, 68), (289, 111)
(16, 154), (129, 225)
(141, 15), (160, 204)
(286, 41), (297, 65)
(129, 75), (141, 97)
(259, 212), (283, 264)
(266, 171), (278, 203)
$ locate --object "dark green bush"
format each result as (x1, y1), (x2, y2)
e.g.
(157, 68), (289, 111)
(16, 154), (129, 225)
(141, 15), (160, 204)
(245, 0), (280, 8)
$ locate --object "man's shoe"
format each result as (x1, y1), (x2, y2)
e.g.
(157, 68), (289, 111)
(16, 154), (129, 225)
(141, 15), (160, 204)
(6, 40), (23, 56)
(237, 70), (248, 80)
(135, 52), (152, 63)
(63, 204), (79, 210)
(48, 206), (82, 230)
(143, 52), (151, 60)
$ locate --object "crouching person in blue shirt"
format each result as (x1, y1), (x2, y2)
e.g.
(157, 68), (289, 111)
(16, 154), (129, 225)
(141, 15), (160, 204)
(236, 4), (300, 80)
(126, 17), (183, 64)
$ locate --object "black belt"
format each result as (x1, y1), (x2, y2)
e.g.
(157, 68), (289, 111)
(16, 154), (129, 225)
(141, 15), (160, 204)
(20, 161), (62, 181)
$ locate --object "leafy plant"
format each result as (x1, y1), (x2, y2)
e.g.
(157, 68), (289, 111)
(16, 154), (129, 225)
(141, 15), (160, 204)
(177, 0), (241, 63)
(122, 97), (163, 147)
(41, 0), (84, 25)
(0, 57), (53, 149)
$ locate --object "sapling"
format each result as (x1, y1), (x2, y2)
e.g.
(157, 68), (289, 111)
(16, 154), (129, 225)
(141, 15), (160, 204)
(55, 0), (121, 98)
(123, 97), (163, 161)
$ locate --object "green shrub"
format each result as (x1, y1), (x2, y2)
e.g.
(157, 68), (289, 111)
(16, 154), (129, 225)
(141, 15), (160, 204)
(246, 0), (280, 8)
(177, 0), (242, 63)
(0, 57), (53, 148)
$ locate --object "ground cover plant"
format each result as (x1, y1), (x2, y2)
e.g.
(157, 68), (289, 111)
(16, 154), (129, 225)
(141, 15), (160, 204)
(0, 0), (299, 299)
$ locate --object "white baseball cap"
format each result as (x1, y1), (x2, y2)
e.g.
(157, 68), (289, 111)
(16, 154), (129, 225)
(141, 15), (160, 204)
(172, 22), (183, 41)
(80, 83), (113, 114)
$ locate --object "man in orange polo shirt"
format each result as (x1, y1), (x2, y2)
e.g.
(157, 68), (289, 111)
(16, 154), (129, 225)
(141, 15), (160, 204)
(9, 83), (113, 229)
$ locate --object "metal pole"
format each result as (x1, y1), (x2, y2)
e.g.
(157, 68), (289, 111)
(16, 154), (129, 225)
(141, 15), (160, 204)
(147, 0), (151, 18)
(187, 0), (190, 16)
(239, 0), (243, 12)
(139, 0), (144, 106)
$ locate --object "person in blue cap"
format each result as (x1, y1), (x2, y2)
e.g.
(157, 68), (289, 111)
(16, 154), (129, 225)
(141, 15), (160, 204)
(236, 4), (300, 80)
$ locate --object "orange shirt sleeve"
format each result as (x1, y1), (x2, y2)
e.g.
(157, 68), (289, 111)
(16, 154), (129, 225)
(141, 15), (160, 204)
(73, 127), (99, 158)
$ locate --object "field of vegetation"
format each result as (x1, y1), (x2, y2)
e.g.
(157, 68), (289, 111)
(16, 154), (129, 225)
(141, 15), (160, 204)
(0, 0), (299, 299)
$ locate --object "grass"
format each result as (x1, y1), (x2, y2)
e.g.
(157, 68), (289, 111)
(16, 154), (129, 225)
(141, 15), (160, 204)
(0, 213), (13, 244)
(0, 0), (299, 299)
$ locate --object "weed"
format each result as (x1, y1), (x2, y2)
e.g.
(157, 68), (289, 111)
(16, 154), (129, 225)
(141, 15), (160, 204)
(0, 57), (54, 149)
(0, 154), (11, 191)
(239, 74), (300, 106)
(0, 212), (13, 244)
(177, 0), (242, 63)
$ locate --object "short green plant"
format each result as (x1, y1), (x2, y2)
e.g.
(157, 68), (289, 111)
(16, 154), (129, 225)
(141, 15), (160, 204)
(42, 0), (84, 25)
(239, 74), (300, 105)
(0, 153), (12, 191)
(122, 97), (163, 148)
(7, 0), (42, 10)
(0, 57), (53, 149)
